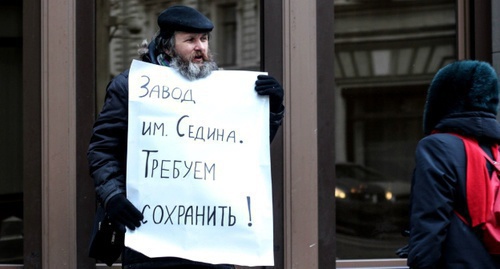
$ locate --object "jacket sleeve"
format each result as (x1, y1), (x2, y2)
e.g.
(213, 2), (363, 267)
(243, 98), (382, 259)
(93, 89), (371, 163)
(269, 105), (284, 142)
(87, 71), (130, 207)
(407, 134), (464, 269)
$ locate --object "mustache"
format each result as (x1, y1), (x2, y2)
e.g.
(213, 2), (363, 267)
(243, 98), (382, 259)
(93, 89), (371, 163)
(191, 51), (209, 61)
(170, 48), (211, 62)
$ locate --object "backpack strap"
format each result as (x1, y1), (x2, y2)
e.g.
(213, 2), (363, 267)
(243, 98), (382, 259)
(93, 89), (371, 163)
(477, 144), (500, 173)
(450, 133), (496, 227)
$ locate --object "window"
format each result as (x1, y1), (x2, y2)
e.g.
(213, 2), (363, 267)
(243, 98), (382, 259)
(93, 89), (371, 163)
(212, 0), (261, 70)
(0, 1), (23, 264)
(334, 0), (457, 260)
(217, 3), (237, 67)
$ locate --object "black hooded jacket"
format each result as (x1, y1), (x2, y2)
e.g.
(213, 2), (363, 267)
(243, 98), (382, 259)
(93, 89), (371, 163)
(408, 112), (500, 268)
(408, 60), (500, 269)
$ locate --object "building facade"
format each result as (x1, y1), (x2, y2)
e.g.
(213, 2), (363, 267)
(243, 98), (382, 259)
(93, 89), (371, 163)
(0, 0), (498, 268)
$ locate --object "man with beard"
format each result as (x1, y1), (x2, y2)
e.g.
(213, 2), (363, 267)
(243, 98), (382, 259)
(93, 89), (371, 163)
(87, 5), (284, 269)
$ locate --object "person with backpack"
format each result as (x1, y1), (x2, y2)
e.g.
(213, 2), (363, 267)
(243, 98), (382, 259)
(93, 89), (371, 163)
(407, 60), (500, 268)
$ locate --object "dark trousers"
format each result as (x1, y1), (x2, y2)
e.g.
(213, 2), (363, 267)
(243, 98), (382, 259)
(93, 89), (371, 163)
(122, 247), (235, 269)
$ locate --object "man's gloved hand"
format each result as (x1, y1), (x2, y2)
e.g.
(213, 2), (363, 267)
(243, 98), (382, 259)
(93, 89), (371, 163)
(255, 75), (284, 113)
(105, 194), (144, 232)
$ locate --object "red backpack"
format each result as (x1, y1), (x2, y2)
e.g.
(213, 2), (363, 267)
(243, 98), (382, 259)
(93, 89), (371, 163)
(452, 133), (500, 254)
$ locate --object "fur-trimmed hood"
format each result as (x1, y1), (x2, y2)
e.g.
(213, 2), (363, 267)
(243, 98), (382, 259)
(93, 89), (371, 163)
(423, 60), (500, 135)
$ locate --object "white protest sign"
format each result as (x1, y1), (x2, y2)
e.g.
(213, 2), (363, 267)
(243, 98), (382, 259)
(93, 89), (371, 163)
(125, 60), (274, 266)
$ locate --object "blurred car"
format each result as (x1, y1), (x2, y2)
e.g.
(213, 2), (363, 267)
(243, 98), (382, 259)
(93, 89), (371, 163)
(335, 163), (410, 237)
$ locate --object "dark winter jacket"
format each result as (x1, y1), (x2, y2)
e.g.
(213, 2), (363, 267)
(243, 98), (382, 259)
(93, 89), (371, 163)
(87, 55), (284, 268)
(408, 60), (500, 268)
(87, 66), (284, 211)
(407, 112), (500, 268)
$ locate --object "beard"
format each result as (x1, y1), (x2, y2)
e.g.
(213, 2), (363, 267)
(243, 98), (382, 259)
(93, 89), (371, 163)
(169, 50), (218, 81)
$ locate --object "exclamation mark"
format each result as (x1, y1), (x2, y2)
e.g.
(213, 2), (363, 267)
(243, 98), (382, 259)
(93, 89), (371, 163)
(247, 196), (252, 227)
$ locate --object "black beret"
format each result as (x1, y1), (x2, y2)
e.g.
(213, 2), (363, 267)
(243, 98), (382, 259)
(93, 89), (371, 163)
(158, 5), (214, 38)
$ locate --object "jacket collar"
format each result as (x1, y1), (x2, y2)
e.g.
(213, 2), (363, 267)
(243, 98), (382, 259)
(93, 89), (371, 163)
(434, 112), (500, 142)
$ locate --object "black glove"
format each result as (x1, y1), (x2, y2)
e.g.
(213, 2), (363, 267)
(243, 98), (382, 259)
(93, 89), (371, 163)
(395, 244), (409, 258)
(255, 75), (284, 113)
(105, 194), (144, 232)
